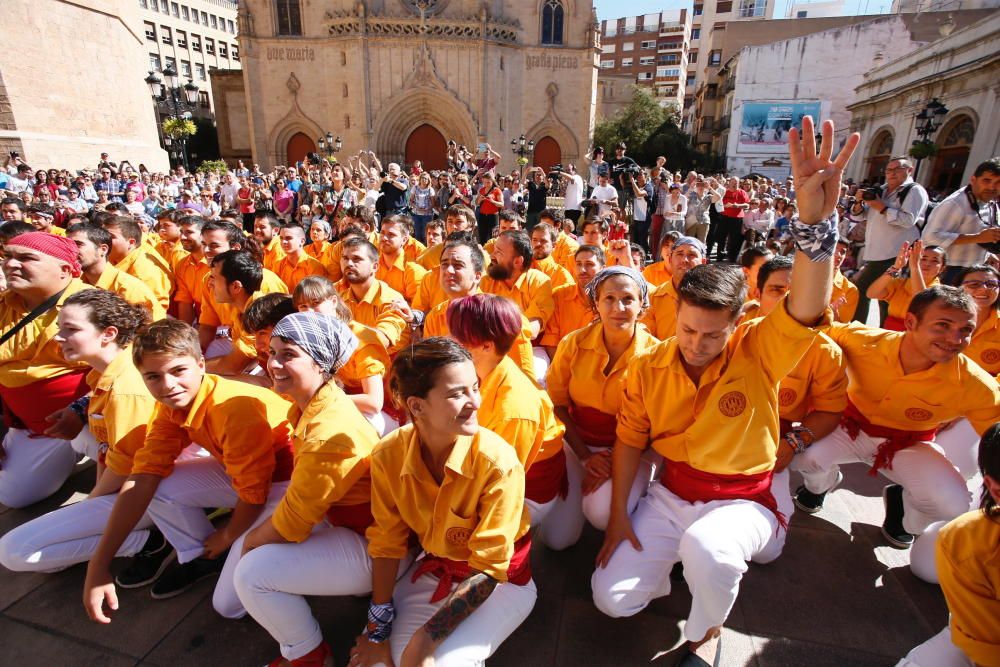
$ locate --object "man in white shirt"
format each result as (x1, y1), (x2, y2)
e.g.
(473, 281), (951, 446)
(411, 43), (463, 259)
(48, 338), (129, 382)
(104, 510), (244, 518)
(589, 172), (618, 218)
(744, 198), (775, 245)
(219, 172), (240, 211)
(8, 165), (33, 194)
(558, 164), (586, 225)
(922, 158), (1000, 285)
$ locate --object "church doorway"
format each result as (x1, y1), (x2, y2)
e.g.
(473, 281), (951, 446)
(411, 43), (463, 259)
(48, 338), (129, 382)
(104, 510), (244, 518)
(286, 132), (316, 167)
(405, 124), (448, 171)
(533, 136), (562, 173)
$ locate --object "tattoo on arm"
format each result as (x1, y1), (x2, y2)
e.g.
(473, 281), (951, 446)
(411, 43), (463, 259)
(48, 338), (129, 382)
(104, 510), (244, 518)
(423, 572), (498, 642)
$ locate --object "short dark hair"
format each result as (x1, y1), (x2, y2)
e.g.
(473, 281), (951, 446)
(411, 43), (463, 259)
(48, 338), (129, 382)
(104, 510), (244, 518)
(390, 337), (472, 415)
(978, 422), (1000, 518)
(178, 214), (207, 231)
(973, 158), (1000, 178)
(907, 284), (976, 321)
(678, 263), (747, 319)
(202, 219), (246, 247)
(341, 236), (379, 262)
(253, 210), (280, 228)
(531, 222), (558, 245)
(1, 197), (25, 212)
(539, 208), (565, 225)
(211, 249), (263, 294)
(66, 222), (112, 250)
(575, 243), (606, 265)
(102, 215), (141, 244)
(0, 220), (36, 243)
(956, 264), (1000, 284)
(241, 293), (296, 333)
(581, 217), (609, 235)
(739, 246), (773, 269)
(444, 205), (476, 226)
(382, 214), (413, 235)
(501, 230), (533, 271)
(442, 235), (485, 273)
(756, 255), (794, 293)
(498, 209), (523, 227)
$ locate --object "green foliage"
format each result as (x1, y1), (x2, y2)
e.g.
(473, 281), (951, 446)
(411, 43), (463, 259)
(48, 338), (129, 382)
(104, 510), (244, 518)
(908, 141), (939, 160)
(196, 159), (229, 176)
(161, 117), (197, 138)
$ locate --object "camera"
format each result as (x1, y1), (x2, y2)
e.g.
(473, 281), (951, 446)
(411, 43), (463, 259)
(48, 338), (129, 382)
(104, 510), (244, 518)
(380, 170), (388, 178)
(612, 162), (642, 178)
(861, 187), (880, 201)
(546, 164), (564, 181)
(9, 151), (18, 159)
(307, 152), (322, 166)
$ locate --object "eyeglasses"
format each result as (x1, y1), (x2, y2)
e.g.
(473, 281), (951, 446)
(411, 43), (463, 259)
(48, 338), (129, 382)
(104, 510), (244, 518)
(962, 280), (1000, 291)
(885, 166), (908, 173)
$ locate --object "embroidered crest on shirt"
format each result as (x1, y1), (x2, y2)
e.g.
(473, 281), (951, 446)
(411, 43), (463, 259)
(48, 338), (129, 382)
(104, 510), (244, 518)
(981, 348), (1000, 366)
(778, 388), (797, 408)
(904, 407), (933, 422)
(718, 391), (747, 417)
(445, 527), (472, 546)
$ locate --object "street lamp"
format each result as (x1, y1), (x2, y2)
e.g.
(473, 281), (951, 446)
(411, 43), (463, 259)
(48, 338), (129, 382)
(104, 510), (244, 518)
(911, 97), (948, 178)
(146, 64), (200, 171)
(317, 132), (343, 159)
(510, 134), (535, 179)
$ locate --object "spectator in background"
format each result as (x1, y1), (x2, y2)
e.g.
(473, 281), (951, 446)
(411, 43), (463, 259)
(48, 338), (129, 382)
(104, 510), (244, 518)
(629, 169), (654, 254)
(93, 168), (123, 203)
(408, 172), (435, 243)
(558, 164), (586, 226)
(525, 167), (549, 231)
(474, 172), (504, 246)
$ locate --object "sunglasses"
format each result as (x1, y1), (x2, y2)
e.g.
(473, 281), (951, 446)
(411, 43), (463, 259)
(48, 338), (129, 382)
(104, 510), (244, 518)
(962, 280), (1000, 291)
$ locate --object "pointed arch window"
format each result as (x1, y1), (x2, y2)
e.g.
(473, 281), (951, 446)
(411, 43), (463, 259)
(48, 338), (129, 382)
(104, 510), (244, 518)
(541, 0), (564, 45)
(276, 0), (302, 36)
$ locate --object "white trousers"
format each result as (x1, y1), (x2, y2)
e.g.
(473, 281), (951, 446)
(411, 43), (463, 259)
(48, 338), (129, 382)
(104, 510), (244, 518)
(896, 627), (973, 667)
(525, 447), (585, 551)
(582, 447), (660, 531)
(592, 482), (779, 643)
(752, 469), (793, 565)
(532, 347), (549, 388)
(365, 411), (400, 438)
(204, 334), (233, 360)
(234, 523), (373, 661)
(387, 560), (537, 667)
(0, 428), (79, 509)
(146, 456), (288, 618)
(790, 424), (971, 535)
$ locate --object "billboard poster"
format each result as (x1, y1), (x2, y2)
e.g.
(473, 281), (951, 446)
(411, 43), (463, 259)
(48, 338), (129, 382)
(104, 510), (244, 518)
(738, 101), (822, 152)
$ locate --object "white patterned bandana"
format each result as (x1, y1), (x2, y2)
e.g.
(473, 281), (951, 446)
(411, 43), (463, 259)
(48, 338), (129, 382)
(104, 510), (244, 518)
(790, 212), (839, 262)
(271, 312), (358, 373)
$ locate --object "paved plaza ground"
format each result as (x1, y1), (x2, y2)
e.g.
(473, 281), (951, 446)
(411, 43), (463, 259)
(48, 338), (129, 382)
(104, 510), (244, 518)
(0, 457), (948, 667)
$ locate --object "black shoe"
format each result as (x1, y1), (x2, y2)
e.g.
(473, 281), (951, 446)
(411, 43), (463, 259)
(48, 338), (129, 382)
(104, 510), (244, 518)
(677, 635), (722, 667)
(793, 471), (843, 514)
(150, 555), (226, 600)
(115, 529), (176, 589)
(881, 484), (914, 549)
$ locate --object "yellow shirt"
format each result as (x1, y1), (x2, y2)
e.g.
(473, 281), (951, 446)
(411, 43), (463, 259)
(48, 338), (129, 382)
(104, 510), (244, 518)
(936, 509), (1000, 667)
(376, 253), (428, 304)
(304, 239), (330, 261)
(618, 301), (821, 475)
(965, 308), (1000, 376)
(879, 276), (940, 320)
(270, 381), (379, 543)
(641, 280), (679, 341)
(416, 242), (490, 273)
(199, 269), (288, 328)
(274, 253), (327, 292)
(87, 348), (157, 477)
(321, 240), (344, 282)
(338, 322), (390, 391)
(412, 269), (449, 314)
(404, 236), (427, 263)
(133, 374), (293, 504)
(547, 321), (658, 416)
(479, 356), (564, 468)
(366, 424), (530, 581)
(825, 323), (1000, 433)
(172, 253), (209, 307)
(540, 284), (594, 347)
(261, 236), (286, 273)
(156, 239), (188, 271)
(95, 264), (166, 321)
(338, 279), (407, 351)
(532, 255), (575, 290)
(116, 246), (172, 311)
(642, 261), (672, 288)
(830, 270), (859, 322)
(776, 331), (847, 423)
(0, 279), (91, 387)
(552, 232), (581, 278)
(480, 268), (555, 328)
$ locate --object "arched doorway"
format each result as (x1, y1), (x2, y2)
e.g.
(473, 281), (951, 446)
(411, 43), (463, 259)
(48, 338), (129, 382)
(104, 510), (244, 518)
(405, 124), (448, 171)
(286, 132), (316, 167)
(533, 136), (561, 173)
(930, 115), (975, 195)
(865, 130), (894, 184)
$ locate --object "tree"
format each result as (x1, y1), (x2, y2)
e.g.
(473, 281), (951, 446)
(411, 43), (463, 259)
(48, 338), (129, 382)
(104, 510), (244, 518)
(593, 86), (667, 154)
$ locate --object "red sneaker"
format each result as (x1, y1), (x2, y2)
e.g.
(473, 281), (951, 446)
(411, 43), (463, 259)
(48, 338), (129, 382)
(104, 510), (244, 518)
(267, 641), (333, 667)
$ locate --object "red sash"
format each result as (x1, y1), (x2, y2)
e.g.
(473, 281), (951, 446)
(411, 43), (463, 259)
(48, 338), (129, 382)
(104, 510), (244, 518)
(272, 438), (295, 484)
(411, 534), (533, 603)
(568, 403), (617, 449)
(325, 502), (374, 536)
(841, 401), (937, 475)
(779, 418), (793, 435)
(0, 371), (89, 435)
(524, 448), (568, 504)
(882, 315), (905, 332)
(661, 460), (787, 529)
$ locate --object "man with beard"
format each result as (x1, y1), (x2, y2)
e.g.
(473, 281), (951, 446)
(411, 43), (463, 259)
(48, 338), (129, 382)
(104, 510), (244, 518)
(530, 223), (575, 289)
(640, 236), (707, 340)
(338, 236), (406, 351)
(375, 215), (427, 304)
(253, 212), (286, 272)
(541, 244), (606, 358)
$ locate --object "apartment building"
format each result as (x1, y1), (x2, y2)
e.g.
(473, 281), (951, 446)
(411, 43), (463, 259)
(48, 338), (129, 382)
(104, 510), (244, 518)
(139, 0), (241, 117)
(598, 11), (691, 114)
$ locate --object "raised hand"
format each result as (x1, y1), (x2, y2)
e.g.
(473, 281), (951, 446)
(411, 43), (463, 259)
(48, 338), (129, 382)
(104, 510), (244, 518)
(787, 117), (860, 225)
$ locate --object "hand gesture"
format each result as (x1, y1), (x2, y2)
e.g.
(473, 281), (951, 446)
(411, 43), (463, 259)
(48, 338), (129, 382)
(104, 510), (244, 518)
(351, 634), (396, 667)
(43, 407), (86, 440)
(787, 117), (859, 224)
(202, 527), (233, 560)
(596, 512), (642, 569)
(892, 242), (910, 272)
(608, 240), (634, 268)
(83, 567), (118, 624)
(390, 299), (415, 325)
(908, 239), (924, 273)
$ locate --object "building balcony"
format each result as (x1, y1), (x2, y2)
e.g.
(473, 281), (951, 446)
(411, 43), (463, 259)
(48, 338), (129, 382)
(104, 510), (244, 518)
(658, 43), (685, 53)
(719, 78), (735, 95)
(697, 130), (714, 144)
(719, 114), (731, 130)
(659, 25), (687, 36)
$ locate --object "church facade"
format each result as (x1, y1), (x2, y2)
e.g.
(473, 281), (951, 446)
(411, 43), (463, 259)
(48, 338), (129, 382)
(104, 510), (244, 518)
(219, 0), (600, 171)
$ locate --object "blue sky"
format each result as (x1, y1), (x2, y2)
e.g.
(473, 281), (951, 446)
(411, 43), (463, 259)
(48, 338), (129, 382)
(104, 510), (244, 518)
(592, 0), (893, 21)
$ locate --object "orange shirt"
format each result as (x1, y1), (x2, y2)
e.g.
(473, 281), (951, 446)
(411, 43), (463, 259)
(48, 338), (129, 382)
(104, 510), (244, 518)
(132, 374), (293, 504)
(304, 239), (331, 262)
(478, 356), (564, 467)
(261, 236), (286, 273)
(0, 279), (91, 387)
(172, 253), (210, 308)
(641, 280), (679, 340)
(618, 301), (822, 475)
(88, 348), (157, 477)
(552, 232), (581, 278)
(540, 284), (594, 346)
(480, 268), (555, 328)
(412, 269), (449, 314)
(376, 253), (428, 304)
(321, 240), (344, 282)
(338, 279), (407, 351)
(269, 381), (379, 542)
(547, 321), (658, 416)
(825, 323), (1000, 434)
(403, 236), (427, 264)
(830, 270), (859, 322)
(776, 331), (847, 424)
(965, 308), (1000, 376)
(116, 246), (172, 311)
(156, 239), (188, 271)
(642, 261), (672, 288)
(338, 322), (390, 391)
(532, 255), (575, 290)
(879, 276), (940, 320)
(273, 253), (327, 292)
(199, 269), (288, 329)
(366, 424), (530, 580)
(95, 264), (166, 321)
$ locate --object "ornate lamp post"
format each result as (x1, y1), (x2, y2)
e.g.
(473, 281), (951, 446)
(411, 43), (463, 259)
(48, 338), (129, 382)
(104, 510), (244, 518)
(510, 134), (535, 180)
(317, 132), (343, 160)
(911, 98), (948, 178)
(145, 64), (199, 170)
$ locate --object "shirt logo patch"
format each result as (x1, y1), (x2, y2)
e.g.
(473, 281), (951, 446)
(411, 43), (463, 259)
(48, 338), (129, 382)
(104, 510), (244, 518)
(718, 391), (747, 417)
(445, 527), (472, 546)
(778, 388), (797, 407)
(904, 407), (933, 422)
(981, 348), (1000, 366)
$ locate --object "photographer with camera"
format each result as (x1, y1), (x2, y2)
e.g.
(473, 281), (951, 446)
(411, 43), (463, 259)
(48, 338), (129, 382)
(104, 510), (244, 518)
(852, 156), (929, 323)
(607, 142), (639, 220)
(922, 158), (1000, 285)
(628, 169), (654, 254)
(524, 167), (549, 231)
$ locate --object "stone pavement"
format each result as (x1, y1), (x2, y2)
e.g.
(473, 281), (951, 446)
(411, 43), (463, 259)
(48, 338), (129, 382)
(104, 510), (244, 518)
(0, 460), (948, 666)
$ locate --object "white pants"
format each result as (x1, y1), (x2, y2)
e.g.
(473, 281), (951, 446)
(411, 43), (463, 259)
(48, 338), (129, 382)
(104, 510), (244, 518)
(896, 627), (973, 667)
(790, 424), (971, 535)
(582, 447), (660, 530)
(205, 334), (233, 360)
(234, 523), (373, 661)
(532, 347), (549, 388)
(525, 448), (585, 551)
(146, 456), (288, 618)
(0, 428), (79, 509)
(592, 482), (779, 643)
(365, 411), (400, 438)
(388, 560), (537, 667)
(752, 469), (793, 565)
